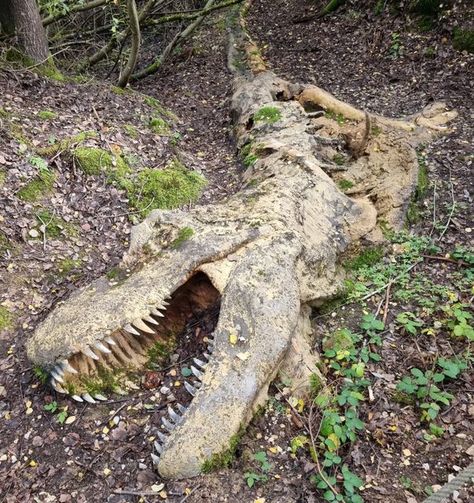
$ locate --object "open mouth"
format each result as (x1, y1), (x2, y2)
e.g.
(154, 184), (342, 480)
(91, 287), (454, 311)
(47, 272), (221, 407)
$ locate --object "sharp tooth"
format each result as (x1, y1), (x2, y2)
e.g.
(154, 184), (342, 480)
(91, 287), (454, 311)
(50, 379), (65, 393)
(184, 382), (197, 396)
(157, 431), (167, 442)
(162, 417), (175, 432)
(133, 319), (155, 334)
(154, 441), (163, 454)
(82, 393), (96, 404)
(177, 403), (187, 415)
(61, 359), (78, 374)
(151, 453), (160, 465)
(51, 370), (64, 383)
(150, 308), (165, 317)
(105, 337), (116, 345)
(143, 315), (159, 326)
(203, 353), (211, 360)
(71, 395), (83, 402)
(191, 366), (203, 379)
(193, 358), (206, 368)
(53, 365), (64, 376)
(94, 394), (108, 401)
(161, 300), (170, 306)
(124, 324), (141, 336)
(95, 341), (111, 354)
(168, 406), (181, 423)
(83, 346), (99, 360)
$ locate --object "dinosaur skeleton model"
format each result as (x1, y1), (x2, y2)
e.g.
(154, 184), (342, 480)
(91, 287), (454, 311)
(27, 68), (455, 478)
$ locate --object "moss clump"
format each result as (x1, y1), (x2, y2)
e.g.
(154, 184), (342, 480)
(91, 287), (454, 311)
(129, 160), (206, 216)
(35, 209), (77, 238)
(0, 169), (6, 187)
(202, 429), (244, 473)
(254, 106), (282, 124)
(346, 246), (384, 270)
(148, 116), (170, 135)
(0, 306), (13, 330)
(147, 339), (177, 369)
(323, 328), (354, 353)
(338, 179), (354, 191)
(57, 258), (81, 275)
(453, 28), (474, 54)
(5, 49), (64, 81)
(0, 107), (11, 119)
(37, 131), (98, 157)
(37, 110), (57, 120)
(171, 227), (194, 249)
(17, 169), (55, 202)
(74, 146), (130, 178)
(332, 153), (346, 166)
(124, 124), (138, 138)
(143, 96), (177, 120)
(111, 86), (127, 95)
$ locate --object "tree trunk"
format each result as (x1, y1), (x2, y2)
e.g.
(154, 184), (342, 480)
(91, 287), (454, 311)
(0, 0), (15, 34)
(9, 0), (49, 63)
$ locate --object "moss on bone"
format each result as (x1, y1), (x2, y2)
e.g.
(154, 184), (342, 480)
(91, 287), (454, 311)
(170, 227), (194, 249)
(201, 428), (245, 473)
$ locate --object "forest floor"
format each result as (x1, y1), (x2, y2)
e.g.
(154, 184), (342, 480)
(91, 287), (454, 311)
(0, 1), (473, 502)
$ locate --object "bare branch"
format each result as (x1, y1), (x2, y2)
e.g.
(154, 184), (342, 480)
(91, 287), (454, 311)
(42, 0), (108, 27)
(117, 0), (140, 88)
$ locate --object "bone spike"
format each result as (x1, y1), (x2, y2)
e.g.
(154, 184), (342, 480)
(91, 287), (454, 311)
(157, 431), (167, 442)
(162, 417), (175, 432)
(95, 341), (111, 354)
(184, 382), (197, 396)
(51, 370), (64, 383)
(161, 300), (170, 306)
(83, 346), (99, 360)
(71, 395), (83, 402)
(143, 315), (159, 326)
(53, 364), (64, 376)
(177, 403), (187, 415)
(50, 378), (65, 393)
(193, 357), (206, 369)
(151, 453), (160, 465)
(82, 393), (96, 404)
(168, 406), (181, 423)
(150, 308), (165, 317)
(94, 394), (108, 401)
(191, 366), (203, 379)
(61, 359), (78, 374)
(105, 337), (116, 346)
(133, 319), (156, 334)
(154, 441), (163, 454)
(203, 352), (211, 360)
(124, 324), (141, 336)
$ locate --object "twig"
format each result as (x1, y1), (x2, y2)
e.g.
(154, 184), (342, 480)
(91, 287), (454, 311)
(429, 180), (437, 237)
(113, 489), (166, 496)
(437, 161), (456, 241)
(382, 281), (392, 327)
(421, 254), (468, 267)
(179, 484), (201, 503)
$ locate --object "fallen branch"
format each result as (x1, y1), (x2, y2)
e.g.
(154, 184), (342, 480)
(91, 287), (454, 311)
(117, 0), (140, 88)
(42, 0), (108, 27)
(132, 0), (243, 80)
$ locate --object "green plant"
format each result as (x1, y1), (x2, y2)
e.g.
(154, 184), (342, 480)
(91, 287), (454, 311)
(338, 179), (353, 191)
(453, 28), (474, 54)
(44, 401), (69, 423)
(396, 366), (457, 421)
(389, 32), (402, 59)
(332, 154), (346, 166)
(442, 303), (474, 341)
(253, 106), (282, 124)
(33, 365), (48, 384)
(148, 116), (170, 135)
(396, 312), (424, 335)
(244, 451), (272, 487)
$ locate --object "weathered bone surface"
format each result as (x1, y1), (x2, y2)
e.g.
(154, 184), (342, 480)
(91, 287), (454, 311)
(27, 69), (455, 478)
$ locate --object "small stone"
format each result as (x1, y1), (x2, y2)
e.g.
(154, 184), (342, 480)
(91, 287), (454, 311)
(28, 229), (39, 238)
(138, 462), (147, 469)
(466, 445), (474, 457)
(32, 436), (44, 447)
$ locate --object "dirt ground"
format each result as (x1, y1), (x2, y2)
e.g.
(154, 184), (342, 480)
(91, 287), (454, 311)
(0, 1), (473, 502)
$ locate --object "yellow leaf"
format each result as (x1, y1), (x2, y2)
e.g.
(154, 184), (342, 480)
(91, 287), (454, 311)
(159, 490), (167, 499)
(65, 415), (76, 424)
(102, 426), (110, 435)
(269, 447), (278, 454)
(327, 433), (340, 452)
(103, 467), (111, 476)
(29, 460), (37, 467)
(229, 333), (238, 345)
(254, 498), (266, 503)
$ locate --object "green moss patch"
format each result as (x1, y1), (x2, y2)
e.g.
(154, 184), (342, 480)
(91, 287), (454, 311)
(346, 246), (384, 270)
(129, 160), (206, 216)
(57, 258), (82, 275)
(0, 306), (13, 331)
(37, 110), (57, 120)
(17, 169), (55, 202)
(148, 116), (170, 135)
(35, 209), (77, 238)
(338, 179), (354, 191)
(254, 106), (282, 124)
(74, 146), (130, 178)
(171, 227), (194, 249)
(453, 28), (474, 53)
(202, 429), (244, 473)
(144, 96), (177, 120)
(37, 131), (98, 157)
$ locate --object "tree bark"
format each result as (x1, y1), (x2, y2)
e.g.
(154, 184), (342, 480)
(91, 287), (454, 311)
(117, 0), (141, 88)
(9, 0), (49, 63)
(0, 0), (15, 34)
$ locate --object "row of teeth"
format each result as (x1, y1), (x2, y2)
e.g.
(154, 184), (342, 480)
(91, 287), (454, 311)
(151, 348), (212, 466)
(48, 299), (171, 403)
